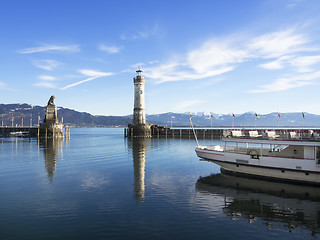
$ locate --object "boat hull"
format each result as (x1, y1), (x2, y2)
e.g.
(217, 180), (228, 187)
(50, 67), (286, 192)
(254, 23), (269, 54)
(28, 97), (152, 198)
(196, 147), (320, 185)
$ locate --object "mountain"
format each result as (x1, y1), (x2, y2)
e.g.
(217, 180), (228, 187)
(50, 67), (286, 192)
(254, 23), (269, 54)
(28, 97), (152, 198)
(0, 103), (131, 127)
(147, 112), (320, 127)
(1, 103), (319, 127)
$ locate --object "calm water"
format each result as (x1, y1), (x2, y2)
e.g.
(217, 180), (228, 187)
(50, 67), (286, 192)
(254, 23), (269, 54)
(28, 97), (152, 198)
(1, 128), (320, 240)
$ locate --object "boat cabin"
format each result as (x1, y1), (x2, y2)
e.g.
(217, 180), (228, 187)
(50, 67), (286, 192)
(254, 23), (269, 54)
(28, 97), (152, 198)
(221, 137), (320, 163)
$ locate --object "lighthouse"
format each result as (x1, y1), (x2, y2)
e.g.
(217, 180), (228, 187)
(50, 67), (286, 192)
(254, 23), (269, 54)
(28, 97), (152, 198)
(128, 68), (152, 137)
(133, 68), (146, 125)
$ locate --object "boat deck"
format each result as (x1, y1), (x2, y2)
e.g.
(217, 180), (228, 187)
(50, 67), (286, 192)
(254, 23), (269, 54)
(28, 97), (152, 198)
(223, 129), (320, 144)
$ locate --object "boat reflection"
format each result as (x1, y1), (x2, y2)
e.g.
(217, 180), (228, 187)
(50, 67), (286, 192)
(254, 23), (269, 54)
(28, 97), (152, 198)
(39, 138), (64, 182)
(127, 138), (151, 204)
(196, 173), (320, 235)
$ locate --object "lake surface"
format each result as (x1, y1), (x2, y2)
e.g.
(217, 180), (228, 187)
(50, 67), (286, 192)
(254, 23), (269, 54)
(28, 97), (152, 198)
(1, 128), (320, 240)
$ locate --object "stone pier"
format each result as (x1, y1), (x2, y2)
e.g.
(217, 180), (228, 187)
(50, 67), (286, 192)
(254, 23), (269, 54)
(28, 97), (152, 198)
(125, 125), (224, 139)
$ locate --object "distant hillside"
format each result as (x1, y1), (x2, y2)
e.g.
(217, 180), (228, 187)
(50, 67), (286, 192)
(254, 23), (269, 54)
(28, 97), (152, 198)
(1, 103), (319, 127)
(0, 103), (131, 127)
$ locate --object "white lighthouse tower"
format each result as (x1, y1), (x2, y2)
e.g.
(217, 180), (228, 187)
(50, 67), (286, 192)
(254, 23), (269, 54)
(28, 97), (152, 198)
(129, 68), (151, 137)
(133, 68), (146, 125)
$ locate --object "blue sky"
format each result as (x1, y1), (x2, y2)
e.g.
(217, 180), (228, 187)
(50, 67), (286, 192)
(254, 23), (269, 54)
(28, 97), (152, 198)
(1, 0), (320, 116)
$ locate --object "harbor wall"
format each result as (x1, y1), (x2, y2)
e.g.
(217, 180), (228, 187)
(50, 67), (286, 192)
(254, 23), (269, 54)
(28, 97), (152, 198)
(125, 126), (320, 139)
(0, 126), (39, 137)
(125, 125), (224, 139)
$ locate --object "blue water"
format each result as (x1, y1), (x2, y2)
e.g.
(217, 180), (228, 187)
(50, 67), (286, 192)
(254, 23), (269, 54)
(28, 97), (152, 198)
(1, 128), (320, 240)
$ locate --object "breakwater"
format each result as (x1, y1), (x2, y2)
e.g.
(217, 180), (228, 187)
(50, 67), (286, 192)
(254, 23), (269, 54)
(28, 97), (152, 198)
(0, 126), (39, 137)
(125, 126), (320, 139)
(125, 125), (224, 139)
(0, 126), (70, 138)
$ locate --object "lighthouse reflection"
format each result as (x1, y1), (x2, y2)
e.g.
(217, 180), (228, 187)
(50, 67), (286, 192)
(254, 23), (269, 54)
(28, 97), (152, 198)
(196, 173), (320, 235)
(39, 138), (64, 182)
(128, 138), (151, 204)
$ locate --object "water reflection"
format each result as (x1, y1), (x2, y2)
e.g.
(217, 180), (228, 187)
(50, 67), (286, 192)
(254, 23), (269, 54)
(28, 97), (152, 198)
(39, 138), (64, 182)
(196, 173), (320, 236)
(128, 138), (151, 204)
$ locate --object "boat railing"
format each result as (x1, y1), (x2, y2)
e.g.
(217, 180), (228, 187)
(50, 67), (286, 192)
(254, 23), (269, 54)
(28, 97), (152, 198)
(223, 129), (320, 141)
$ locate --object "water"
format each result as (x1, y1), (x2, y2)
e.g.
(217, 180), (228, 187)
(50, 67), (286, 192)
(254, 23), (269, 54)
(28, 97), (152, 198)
(1, 128), (320, 240)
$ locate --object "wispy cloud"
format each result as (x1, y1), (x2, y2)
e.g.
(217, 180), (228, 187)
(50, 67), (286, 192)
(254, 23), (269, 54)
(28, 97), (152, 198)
(38, 75), (57, 81)
(248, 29), (309, 58)
(120, 23), (162, 41)
(145, 27), (320, 93)
(172, 100), (206, 111)
(99, 44), (121, 54)
(286, 0), (305, 8)
(248, 71), (320, 93)
(145, 38), (248, 84)
(17, 44), (80, 54)
(290, 55), (320, 72)
(61, 69), (112, 90)
(187, 40), (250, 73)
(0, 81), (7, 89)
(33, 82), (57, 88)
(258, 55), (293, 70)
(33, 75), (58, 88)
(33, 59), (61, 71)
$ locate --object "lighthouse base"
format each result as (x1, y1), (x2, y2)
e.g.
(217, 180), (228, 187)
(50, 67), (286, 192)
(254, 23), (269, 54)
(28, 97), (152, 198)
(127, 123), (152, 137)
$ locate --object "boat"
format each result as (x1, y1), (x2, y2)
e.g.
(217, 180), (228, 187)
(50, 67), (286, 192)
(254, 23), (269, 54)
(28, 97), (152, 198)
(9, 131), (29, 137)
(195, 129), (320, 185)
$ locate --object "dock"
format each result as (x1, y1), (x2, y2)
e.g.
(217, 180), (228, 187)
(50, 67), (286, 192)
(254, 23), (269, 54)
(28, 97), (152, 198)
(0, 126), (40, 137)
(125, 126), (320, 139)
(125, 125), (224, 139)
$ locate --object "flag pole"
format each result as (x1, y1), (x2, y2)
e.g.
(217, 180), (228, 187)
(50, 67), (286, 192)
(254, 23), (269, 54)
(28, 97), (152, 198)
(232, 114), (235, 128)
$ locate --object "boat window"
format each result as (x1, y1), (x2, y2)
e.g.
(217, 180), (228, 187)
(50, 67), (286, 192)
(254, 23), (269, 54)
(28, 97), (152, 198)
(317, 147), (320, 164)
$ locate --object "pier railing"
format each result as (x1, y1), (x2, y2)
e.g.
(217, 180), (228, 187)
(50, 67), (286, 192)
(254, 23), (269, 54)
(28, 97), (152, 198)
(223, 129), (320, 141)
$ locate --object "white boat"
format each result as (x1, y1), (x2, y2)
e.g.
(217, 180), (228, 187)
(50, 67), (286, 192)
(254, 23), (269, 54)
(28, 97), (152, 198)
(195, 129), (320, 185)
(9, 131), (29, 137)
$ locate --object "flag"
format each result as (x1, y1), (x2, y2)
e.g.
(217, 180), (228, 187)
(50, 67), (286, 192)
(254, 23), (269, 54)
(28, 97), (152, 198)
(30, 115), (32, 120)
(171, 114), (175, 119)
(232, 113), (235, 118)
(211, 113), (213, 119)
(38, 115), (40, 120)
(22, 115), (24, 120)
(278, 113), (281, 118)
(12, 116), (14, 121)
(189, 113), (192, 119)
(302, 112), (305, 119)
(255, 113), (258, 118)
